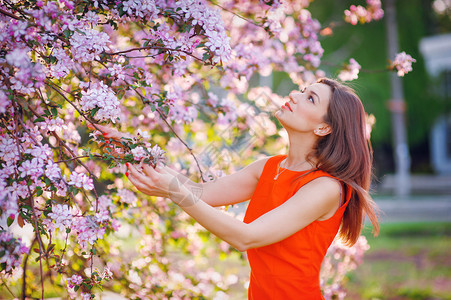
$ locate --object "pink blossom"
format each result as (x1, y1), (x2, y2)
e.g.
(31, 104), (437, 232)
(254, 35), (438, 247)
(118, 189), (138, 205)
(108, 64), (126, 80)
(0, 135), (21, 162)
(0, 90), (11, 114)
(344, 0), (384, 25)
(67, 274), (83, 288)
(5, 47), (31, 68)
(6, 181), (30, 200)
(338, 58), (361, 81)
(0, 230), (29, 274)
(131, 146), (147, 161)
(176, 0), (232, 63)
(81, 293), (91, 300)
(68, 172), (94, 190)
(79, 81), (121, 123)
(50, 47), (74, 79)
(73, 215), (106, 248)
(0, 185), (19, 220)
(169, 103), (198, 124)
(48, 204), (73, 231)
(18, 158), (45, 180)
(45, 161), (62, 182)
(122, 0), (159, 21)
(37, 117), (67, 132)
(392, 52), (416, 76)
(83, 11), (100, 25)
(70, 27), (111, 62)
(102, 266), (113, 280)
(25, 144), (52, 163)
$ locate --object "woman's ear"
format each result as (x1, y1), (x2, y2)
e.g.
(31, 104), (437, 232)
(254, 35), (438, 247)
(314, 124), (332, 136)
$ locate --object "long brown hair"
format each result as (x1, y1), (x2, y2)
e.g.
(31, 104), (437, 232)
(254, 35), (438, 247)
(312, 78), (379, 246)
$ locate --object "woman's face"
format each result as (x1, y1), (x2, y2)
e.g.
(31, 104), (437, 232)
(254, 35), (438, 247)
(275, 82), (332, 136)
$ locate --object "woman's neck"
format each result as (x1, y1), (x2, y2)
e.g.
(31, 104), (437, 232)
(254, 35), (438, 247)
(285, 133), (317, 170)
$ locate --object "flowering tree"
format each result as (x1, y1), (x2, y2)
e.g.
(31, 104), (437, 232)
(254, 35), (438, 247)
(0, 0), (415, 299)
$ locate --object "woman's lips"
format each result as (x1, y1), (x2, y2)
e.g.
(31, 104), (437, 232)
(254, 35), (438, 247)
(283, 102), (292, 112)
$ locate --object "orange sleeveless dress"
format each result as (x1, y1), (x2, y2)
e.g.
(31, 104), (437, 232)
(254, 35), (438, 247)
(243, 155), (352, 299)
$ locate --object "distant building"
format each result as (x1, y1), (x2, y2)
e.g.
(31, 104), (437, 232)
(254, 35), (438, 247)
(420, 33), (451, 175)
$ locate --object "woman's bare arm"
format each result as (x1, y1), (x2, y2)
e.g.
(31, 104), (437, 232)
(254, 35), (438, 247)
(163, 158), (269, 207)
(88, 123), (268, 207)
(127, 165), (341, 252)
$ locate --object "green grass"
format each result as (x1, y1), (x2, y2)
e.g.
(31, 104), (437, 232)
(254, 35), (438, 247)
(347, 222), (451, 300)
(3, 222), (450, 299)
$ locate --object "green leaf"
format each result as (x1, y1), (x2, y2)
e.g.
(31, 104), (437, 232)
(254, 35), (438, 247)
(63, 29), (71, 39)
(90, 107), (100, 117)
(34, 117), (45, 123)
(47, 244), (55, 253)
(7, 216), (14, 227)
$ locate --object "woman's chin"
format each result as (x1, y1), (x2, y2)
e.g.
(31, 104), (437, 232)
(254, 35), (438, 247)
(274, 109), (284, 119)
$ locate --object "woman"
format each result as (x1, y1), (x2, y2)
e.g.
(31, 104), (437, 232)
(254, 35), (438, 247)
(98, 78), (379, 299)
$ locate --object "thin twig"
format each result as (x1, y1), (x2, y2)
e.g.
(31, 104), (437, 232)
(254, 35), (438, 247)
(44, 82), (107, 135)
(0, 8), (21, 20)
(55, 155), (94, 163)
(133, 89), (206, 182)
(12, 100), (45, 299)
(21, 237), (36, 299)
(1, 277), (16, 298)
(44, 82), (91, 124)
(211, 1), (263, 28)
(104, 46), (204, 63)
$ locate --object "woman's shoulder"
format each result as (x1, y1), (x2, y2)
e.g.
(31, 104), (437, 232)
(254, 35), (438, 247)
(246, 155), (283, 179)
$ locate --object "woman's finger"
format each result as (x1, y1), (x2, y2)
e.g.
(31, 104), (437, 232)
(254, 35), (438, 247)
(128, 164), (154, 185)
(127, 172), (148, 191)
(142, 164), (160, 179)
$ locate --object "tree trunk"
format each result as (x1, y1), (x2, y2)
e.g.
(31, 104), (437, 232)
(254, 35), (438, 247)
(385, 0), (411, 197)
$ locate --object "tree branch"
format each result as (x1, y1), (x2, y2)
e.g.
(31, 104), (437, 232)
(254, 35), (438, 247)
(132, 89), (206, 182)
(104, 46), (204, 63)
(0, 8), (22, 20)
(210, 1), (263, 29)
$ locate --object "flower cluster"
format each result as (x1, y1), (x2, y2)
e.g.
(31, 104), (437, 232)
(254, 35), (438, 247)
(67, 274), (83, 288)
(131, 143), (166, 164)
(79, 82), (121, 123)
(121, 0), (159, 21)
(344, 0), (384, 25)
(47, 203), (109, 248)
(297, 9), (324, 68)
(175, 0), (232, 63)
(338, 58), (361, 81)
(321, 236), (370, 299)
(5, 47), (46, 94)
(68, 172), (94, 191)
(392, 51), (416, 76)
(0, 230), (29, 275)
(70, 27), (111, 62)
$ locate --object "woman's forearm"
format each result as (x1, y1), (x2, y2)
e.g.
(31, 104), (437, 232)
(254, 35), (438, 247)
(172, 186), (251, 252)
(163, 166), (202, 189)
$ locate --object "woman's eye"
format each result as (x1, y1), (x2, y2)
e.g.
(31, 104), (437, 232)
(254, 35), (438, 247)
(308, 96), (315, 103)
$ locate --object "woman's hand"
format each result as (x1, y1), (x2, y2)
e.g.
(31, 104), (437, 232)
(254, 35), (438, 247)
(126, 163), (200, 207)
(87, 123), (134, 158)
(87, 123), (132, 143)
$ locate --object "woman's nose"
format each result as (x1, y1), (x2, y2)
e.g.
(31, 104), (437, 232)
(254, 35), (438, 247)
(289, 91), (299, 103)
